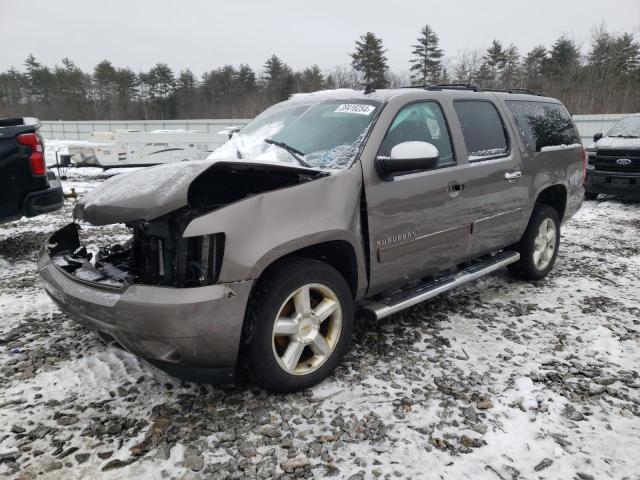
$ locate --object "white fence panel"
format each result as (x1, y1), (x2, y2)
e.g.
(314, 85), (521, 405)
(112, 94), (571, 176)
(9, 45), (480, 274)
(40, 119), (251, 141)
(572, 114), (629, 144)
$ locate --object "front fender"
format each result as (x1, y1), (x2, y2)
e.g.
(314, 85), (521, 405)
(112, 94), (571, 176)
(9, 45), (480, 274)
(182, 165), (367, 296)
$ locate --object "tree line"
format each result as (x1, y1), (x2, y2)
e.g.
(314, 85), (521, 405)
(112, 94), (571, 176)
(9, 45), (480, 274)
(0, 23), (638, 120)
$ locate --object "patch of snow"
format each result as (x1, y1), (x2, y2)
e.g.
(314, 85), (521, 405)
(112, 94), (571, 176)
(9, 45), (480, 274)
(540, 143), (582, 152)
(468, 147), (508, 160)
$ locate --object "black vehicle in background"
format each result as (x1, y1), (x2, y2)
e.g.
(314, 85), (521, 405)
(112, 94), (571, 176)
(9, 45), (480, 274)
(585, 114), (640, 200)
(0, 117), (64, 224)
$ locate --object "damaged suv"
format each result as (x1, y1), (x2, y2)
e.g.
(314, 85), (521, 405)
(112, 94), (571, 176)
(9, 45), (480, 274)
(39, 86), (585, 392)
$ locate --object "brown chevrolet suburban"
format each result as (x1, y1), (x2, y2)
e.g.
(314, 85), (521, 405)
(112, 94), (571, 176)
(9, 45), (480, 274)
(39, 85), (585, 392)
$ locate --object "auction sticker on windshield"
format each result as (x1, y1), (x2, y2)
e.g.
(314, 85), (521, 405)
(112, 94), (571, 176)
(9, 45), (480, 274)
(335, 104), (376, 115)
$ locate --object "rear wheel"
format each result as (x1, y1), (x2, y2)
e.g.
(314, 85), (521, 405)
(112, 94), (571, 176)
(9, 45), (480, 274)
(508, 205), (561, 280)
(242, 258), (354, 392)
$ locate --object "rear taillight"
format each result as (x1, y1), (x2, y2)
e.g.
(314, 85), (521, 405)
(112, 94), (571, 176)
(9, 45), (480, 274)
(17, 133), (46, 176)
(581, 147), (588, 183)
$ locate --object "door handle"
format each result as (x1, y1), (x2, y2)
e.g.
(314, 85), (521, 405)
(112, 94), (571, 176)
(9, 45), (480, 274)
(504, 170), (522, 180)
(446, 183), (464, 193)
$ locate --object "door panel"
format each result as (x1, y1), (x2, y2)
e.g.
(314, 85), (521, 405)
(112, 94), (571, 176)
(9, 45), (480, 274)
(365, 169), (470, 293)
(452, 99), (525, 256)
(363, 100), (471, 294)
(466, 157), (524, 256)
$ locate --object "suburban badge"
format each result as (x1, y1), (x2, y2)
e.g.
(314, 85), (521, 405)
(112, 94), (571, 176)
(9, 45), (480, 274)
(376, 232), (416, 247)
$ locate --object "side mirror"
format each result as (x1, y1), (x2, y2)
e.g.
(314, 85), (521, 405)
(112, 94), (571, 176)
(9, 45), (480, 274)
(377, 141), (439, 175)
(593, 132), (603, 142)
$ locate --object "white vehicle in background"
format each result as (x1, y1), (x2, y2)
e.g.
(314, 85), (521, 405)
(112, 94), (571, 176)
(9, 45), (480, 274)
(67, 129), (227, 168)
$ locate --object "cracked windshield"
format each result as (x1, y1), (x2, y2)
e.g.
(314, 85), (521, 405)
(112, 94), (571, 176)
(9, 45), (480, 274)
(210, 99), (381, 170)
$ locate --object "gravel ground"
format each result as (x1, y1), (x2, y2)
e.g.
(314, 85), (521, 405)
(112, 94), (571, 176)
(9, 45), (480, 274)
(0, 168), (639, 480)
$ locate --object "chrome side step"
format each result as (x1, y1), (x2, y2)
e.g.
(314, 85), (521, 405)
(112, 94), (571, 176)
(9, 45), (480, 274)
(363, 251), (520, 320)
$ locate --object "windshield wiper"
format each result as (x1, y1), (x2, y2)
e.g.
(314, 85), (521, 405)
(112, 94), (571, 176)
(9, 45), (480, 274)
(609, 135), (640, 138)
(264, 138), (312, 168)
(229, 135), (243, 159)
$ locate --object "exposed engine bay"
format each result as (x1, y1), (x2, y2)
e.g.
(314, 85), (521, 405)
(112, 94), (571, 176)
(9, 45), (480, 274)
(50, 162), (325, 289)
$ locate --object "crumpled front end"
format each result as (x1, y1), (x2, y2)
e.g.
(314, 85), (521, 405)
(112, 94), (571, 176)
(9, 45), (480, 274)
(38, 222), (253, 379)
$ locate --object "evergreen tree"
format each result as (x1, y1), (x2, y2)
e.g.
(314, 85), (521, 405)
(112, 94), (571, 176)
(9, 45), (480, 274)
(175, 69), (197, 118)
(484, 40), (507, 86)
(589, 28), (639, 75)
(236, 64), (257, 91)
(54, 58), (88, 118)
(93, 59), (118, 118)
(0, 68), (26, 112)
(113, 67), (138, 118)
(298, 65), (325, 92)
(350, 32), (389, 88)
(613, 33), (640, 73)
(523, 45), (547, 84)
(114, 67), (138, 99)
(474, 61), (493, 87)
(262, 55), (295, 101)
(93, 60), (117, 100)
(23, 54), (48, 103)
(24, 54), (41, 72)
(542, 36), (580, 78)
(500, 45), (520, 87)
(149, 63), (175, 100)
(409, 25), (443, 85)
(263, 55), (285, 86)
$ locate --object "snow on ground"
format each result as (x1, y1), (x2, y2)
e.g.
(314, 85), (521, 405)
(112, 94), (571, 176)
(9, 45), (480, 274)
(0, 168), (639, 479)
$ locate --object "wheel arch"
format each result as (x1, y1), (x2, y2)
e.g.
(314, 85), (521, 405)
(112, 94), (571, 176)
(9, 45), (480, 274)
(534, 183), (568, 221)
(252, 238), (361, 298)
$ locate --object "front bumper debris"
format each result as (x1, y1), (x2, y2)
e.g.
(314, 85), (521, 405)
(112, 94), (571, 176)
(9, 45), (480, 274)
(38, 223), (254, 380)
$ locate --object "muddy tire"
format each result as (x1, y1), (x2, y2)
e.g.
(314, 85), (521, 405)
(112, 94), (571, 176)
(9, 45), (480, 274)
(242, 258), (354, 393)
(508, 205), (561, 281)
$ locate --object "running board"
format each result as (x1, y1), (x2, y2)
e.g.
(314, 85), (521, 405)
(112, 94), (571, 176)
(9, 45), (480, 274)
(363, 251), (520, 320)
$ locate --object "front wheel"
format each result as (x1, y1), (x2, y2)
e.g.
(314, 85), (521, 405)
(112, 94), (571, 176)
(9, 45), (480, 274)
(242, 258), (354, 392)
(508, 205), (561, 280)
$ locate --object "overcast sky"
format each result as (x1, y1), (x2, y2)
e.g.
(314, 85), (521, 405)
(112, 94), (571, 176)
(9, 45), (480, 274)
(2, 0), (639, 75)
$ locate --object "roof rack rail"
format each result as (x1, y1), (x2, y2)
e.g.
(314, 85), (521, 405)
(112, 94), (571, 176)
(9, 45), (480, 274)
(399, 84), (545, 96)
(427, 83), (481, 91)
(483, 87), (545, 96)
(400, 83), (482, 91)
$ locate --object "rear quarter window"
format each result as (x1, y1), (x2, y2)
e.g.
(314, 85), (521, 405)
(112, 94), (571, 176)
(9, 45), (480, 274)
(453, 100), (509, 160)
(506, 101), (581, 152)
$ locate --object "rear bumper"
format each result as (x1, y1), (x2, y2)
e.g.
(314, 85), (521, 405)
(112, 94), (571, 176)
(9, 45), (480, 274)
(38, 228), (254, 378)
(585, 170), (640, 196)
(23, 182), (64, 217)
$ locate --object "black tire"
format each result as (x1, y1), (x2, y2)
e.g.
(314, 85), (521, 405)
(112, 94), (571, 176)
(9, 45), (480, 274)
(584, 191), (598, 201)
(241, 257), (354, 393)
(508, 205), (561, 281)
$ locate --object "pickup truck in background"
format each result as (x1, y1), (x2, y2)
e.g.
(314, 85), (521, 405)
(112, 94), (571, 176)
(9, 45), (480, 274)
(0, 117), (64, 224)
(585, 114), (640, 199)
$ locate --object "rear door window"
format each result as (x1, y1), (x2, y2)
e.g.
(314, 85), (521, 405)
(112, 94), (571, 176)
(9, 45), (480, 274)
(453, 101), (509, 160)
(505, 101), (580, 152)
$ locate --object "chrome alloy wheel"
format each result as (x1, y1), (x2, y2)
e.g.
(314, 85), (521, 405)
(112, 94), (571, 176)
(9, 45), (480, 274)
(533, 218), (557, 270)
(271, 283), (342, 375)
